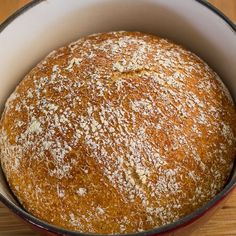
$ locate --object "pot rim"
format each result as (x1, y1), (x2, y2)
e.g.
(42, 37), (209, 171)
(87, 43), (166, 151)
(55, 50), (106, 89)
(0, 0), (235, 235)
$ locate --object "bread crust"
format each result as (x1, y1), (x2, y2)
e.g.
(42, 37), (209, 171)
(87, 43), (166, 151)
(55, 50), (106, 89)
(0, 31), (235, 234)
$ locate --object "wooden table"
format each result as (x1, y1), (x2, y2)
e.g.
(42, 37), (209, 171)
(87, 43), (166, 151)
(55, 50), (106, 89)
(0, 1), (236, 235)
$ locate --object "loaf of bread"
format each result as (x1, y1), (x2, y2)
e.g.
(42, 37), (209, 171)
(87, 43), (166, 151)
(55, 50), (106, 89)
(0, 31), (235, 234)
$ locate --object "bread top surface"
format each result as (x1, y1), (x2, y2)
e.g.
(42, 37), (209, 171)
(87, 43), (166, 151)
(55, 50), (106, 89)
(0, 31), (236, 234)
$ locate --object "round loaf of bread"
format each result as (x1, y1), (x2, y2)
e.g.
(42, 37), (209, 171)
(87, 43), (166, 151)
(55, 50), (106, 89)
(0, 31), (235, 234)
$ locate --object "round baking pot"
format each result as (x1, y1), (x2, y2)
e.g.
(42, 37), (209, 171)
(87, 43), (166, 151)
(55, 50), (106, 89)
(0, 0), (235, 235)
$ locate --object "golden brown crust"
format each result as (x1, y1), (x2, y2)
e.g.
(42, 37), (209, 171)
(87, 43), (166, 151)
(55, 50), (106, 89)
(0, 31), (236, 234)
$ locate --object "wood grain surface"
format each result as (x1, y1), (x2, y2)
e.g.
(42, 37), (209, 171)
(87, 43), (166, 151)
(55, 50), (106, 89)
(0, 0), (235, 236)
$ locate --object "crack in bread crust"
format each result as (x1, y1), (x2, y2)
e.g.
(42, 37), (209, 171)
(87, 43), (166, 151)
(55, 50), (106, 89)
(0, 31), (235, 234)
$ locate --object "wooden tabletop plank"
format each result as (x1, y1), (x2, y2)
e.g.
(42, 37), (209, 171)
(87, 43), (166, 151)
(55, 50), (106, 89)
(0, 1), (235, 235)
(209, 0), (236, 22)
(192, 190), (236, 236)
(0, 0), (30, 23)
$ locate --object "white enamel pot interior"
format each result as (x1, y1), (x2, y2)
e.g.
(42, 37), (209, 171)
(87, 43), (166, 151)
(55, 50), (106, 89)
(0, 0), (235, 235)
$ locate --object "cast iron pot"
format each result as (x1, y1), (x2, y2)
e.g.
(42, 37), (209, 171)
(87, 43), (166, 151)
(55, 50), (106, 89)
(0, 0), (235, 235)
